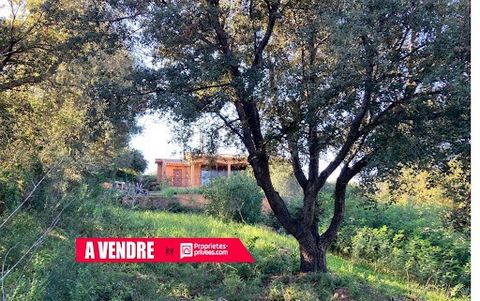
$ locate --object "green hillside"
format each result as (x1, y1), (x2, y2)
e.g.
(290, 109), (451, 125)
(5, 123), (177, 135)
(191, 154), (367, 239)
(4, 195), (466, 301)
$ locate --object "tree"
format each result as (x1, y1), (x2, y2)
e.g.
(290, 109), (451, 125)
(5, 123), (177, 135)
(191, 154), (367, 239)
(0, 0), (144, 210)
(0, 1), (146, 290)
(114, 148), (148, 175)
(127, 0), (469, 272)
(0, 0), (126, 92)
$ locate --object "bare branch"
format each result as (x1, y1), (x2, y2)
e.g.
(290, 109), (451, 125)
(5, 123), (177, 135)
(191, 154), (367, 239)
(0, 201), (69, 282)
(215, 112), (244, 140)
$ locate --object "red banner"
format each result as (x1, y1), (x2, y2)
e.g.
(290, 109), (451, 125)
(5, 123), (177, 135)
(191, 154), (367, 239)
(76, 237), (254, 263)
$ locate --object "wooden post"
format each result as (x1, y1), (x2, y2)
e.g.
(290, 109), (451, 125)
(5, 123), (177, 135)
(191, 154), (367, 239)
(227, 162), (231, 176)
(190, 163), (195, 187)
(157, 162), (163, 181)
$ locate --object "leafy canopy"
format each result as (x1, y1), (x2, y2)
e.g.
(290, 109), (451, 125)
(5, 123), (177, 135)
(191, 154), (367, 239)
(131, 0), (469, 181)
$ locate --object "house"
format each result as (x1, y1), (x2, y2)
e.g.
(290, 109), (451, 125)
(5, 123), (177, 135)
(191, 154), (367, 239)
(155, 154), (248, 187)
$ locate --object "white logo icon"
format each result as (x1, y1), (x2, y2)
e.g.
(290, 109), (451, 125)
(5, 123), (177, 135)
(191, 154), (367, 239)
(180, 243), (193, 259)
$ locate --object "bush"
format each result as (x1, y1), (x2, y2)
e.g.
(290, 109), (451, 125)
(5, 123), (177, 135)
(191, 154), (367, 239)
(346, 223), (470, 293)
(161, 187), (177, 198)
(203, 173), (263, 224)
(351, 226), (396, 264)
(311, 184), (470, 294)
(139, 175), (158, 190)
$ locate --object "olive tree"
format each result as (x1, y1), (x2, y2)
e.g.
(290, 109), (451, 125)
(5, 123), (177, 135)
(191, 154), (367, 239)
(125, 0), (469, 272)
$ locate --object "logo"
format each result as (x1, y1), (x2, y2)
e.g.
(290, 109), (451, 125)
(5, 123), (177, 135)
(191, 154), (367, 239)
(76, 238), (254, 263)
(180, 243), (193, 259)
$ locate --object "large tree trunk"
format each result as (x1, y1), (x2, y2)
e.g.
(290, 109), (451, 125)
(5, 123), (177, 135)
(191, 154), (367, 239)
(247, 150), (367, 274)
(298, 234), (328, 273)
(297, 166), (357, 273)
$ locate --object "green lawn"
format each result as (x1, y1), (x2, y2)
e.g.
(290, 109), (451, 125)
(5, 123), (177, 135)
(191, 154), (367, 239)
(39, 202), (465, 301)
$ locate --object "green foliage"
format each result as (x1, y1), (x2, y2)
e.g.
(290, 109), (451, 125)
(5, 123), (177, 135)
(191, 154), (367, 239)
(267, 274), (335, 301)
(1, 188), (467, 301)
(260, 170), (470, 295)
(0, 0), (144, 215)
(0, 51), (141, 210)
(351, 226), (396, 264)
(319, 188), (470, 294)
(203, 173), (263, 224)
(139, 174), (158, 190)
(267, 159), (302, 202)
(115, 168), (139, 182)
(263, 183), (336, 231)
(377, 168), (447, 206)
(115, 0), (469, 278)
(348, 224), (470, 295)
(438, 159), (471, 235)
(160, 187), (177, 198)
(151, 186), (203, 198)
(0, 0), (121, 92)
(127, 0), (469, 237)
(114, 148), (148, 175)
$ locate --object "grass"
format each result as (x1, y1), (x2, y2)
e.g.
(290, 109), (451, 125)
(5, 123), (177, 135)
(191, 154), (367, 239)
(137, 211), (467, 301)
(3, 186), (466, 301)
(41, 200), (466, 301)
(150, 187), (203, 198)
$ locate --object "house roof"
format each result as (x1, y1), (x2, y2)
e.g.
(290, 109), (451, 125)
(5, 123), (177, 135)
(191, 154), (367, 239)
(154, 158), (189, 165)
(155, 154), (248, 166)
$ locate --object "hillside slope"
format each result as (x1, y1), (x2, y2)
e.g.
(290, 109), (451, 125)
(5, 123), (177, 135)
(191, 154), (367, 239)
(4, 199), (467, 301)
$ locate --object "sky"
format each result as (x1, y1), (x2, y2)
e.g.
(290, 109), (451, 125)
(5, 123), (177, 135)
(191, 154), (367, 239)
(129, 114), (182, 174)
(0, 1), (8, 17)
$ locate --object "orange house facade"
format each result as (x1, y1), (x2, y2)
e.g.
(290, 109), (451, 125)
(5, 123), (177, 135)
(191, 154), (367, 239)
(155, 154), (248, 187)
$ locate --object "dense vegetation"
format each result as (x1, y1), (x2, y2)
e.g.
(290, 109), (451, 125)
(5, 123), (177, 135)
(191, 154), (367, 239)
(0, 186), (469, 301)
(0, 1), (146, 298)
(204, 166), (471, 297)
(204, 173), (263, 224)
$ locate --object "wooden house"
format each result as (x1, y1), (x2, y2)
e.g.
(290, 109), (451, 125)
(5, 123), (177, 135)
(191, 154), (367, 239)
(155, 154), (248, 187)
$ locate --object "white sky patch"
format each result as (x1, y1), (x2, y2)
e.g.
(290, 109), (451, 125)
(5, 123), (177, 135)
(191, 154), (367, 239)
(0, 0), (27, 20)
(0, 0), (9, 19)
(130, 113), (242, 174)
(129, 114), (182, 174)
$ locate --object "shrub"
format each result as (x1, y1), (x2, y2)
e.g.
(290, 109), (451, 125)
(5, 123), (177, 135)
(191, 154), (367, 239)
(312, 185), (470, 294)
(351, 226), (395, 264)
(139, 175), (158, 190)
(346, 224), (470, 293)
(161, 187), (177, 198)
(203, 173), (263, 224)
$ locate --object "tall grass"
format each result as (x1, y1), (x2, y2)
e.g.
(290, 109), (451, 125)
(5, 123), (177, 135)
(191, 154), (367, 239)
(0, 187), (468, 300)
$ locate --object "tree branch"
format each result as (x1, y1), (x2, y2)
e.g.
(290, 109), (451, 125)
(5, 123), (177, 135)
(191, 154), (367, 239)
(134, 82), (232, 96)
(287, 138), (308, 190)
(319, 156), (369, 245)
(314, 35), (376, 190)
(252, 1), (279, 67)
(215, 112), (244, 140)
(0, 59), (62, 92)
